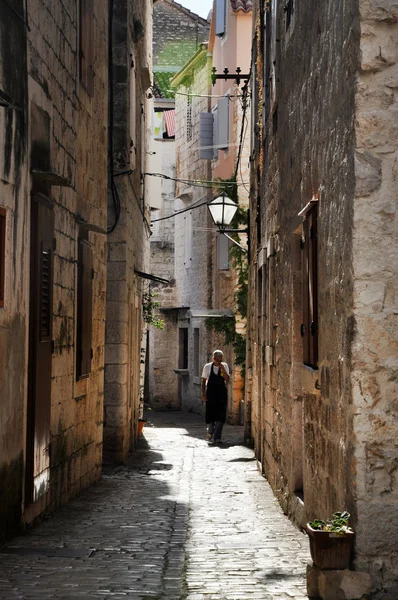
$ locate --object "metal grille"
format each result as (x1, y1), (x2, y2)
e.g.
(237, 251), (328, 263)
(40, 247), (51, 339)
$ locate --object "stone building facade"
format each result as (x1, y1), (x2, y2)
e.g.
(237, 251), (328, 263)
(149, 1), (253, 423)
(104, 0), (153, 463)
(247, 0), (398, 595)
(0, 0), (108, 539)
(147, 1), (210, 411)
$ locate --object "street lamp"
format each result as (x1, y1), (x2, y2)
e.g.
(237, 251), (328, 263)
(207, 192), (248, 253)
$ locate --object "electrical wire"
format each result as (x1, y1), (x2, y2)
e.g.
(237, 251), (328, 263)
(234, 73), (251, 182)
(151, 199), (210, 223)
(239, 110), (251, 196)
(125, 171), (152, 238)
(145, 172), (249, 187)
(166, 89), (243, 99)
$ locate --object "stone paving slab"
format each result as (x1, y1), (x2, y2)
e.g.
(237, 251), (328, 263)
(0, 411), (310, 599)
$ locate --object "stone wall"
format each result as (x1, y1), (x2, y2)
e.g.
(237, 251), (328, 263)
(173, 51), (215, 414)
(148, 138), (179, 410)
(249, 0), (359, 528)
(153, 0), (209, 70)
(352, 1), (398, 594)
(0, 0), (28, 541)
(0, 0), (108, 537)
(104, 0), (152, 462)
(248, 0), (398, 595)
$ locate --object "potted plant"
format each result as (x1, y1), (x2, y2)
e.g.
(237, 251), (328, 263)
(137, 418), (147, 437)
(307, 511), (354, 570)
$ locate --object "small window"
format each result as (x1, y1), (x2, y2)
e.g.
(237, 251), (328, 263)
(0, 209), (6, 308)
(301, 206), (318, 368)
(76, 232), (93, 379)
(178, 328), (188, 369)
(215, 0), (226, 37)
(193, 328), (200, 377)
(79, 0), (94, 96)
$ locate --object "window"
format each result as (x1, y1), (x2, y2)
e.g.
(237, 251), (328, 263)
(76, 232), (93, 379)
(187, 89), (193, 142)
(212, 104), (219, 159)
(215, 0), (226, 37)
(199, 113), (214, 159)
(270, 0), (278, 111)
(217, 96), (230, 150)
(217, 232), (230, 270)
(0, 209), (5, 308)
(199, 96), (230, 160)
(79, 0), (94, 96)
(301, 206), (318, 368)
(178, 328), (188, 369)
(193, 328), (200, 377)
(284, 0), (294, 30)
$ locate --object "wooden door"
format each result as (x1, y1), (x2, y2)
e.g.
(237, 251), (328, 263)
(26, 193), (54, 504)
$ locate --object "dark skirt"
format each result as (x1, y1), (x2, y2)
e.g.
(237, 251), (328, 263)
(205, 383), (227, 424)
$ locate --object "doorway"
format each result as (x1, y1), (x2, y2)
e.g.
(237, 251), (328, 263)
(26, 193), (54, 505)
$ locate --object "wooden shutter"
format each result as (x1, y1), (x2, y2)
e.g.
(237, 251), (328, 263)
(218, 96), (230, 150)
(40, 244), (52, 340)
(0, 209), (5, 308)
(217, 232), (230, 270)
(77, 237), (93, 379)
(301, 220), (310, 365)
(200, 113), (214, 159)
(215, 0), (226, 36)
(80, 0), (94, 96)
(213, 105), (219, 159)
(301, 207), (318, 368)
(308, 209), (318, 367)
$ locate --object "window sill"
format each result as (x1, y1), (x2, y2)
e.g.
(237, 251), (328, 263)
(174, 369), (189, 376)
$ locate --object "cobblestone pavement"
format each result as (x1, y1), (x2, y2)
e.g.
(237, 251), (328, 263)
(0, 411), (310, 600)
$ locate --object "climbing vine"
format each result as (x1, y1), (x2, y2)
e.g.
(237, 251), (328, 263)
(205, 177), (248, 379)
(142, 292), (165, 330)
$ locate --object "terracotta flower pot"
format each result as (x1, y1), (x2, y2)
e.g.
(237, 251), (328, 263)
(306, 523), (354, 570)
(137, 418), (147, 436)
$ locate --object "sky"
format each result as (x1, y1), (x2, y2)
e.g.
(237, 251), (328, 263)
(178, 0), (213, 19)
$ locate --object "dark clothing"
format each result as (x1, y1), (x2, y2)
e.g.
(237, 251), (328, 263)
(205, 363), (228, 425)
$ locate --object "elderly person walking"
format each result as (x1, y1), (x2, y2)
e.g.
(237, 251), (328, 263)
(201, 350), (230, 444)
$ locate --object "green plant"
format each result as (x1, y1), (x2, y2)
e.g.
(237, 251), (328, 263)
(309, 511), (353, 535)
(142, 292), (164, 330)
(206, 177), (248, 379)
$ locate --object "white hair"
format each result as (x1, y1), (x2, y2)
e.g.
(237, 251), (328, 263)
(213, 349), (223, 357)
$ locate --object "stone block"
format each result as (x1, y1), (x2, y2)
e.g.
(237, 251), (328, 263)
(355, 151), (382, 197)
(318, 570), (372, 600)
(105, 363), (128, 385)
(105, 343), (128, 365)
(307, 562), (321, 598)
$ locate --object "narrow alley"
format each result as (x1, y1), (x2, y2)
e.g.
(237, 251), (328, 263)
(0, 412), (309, 600)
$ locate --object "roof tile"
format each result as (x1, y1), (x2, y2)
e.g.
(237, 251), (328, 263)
(230, 0), (253, 12)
